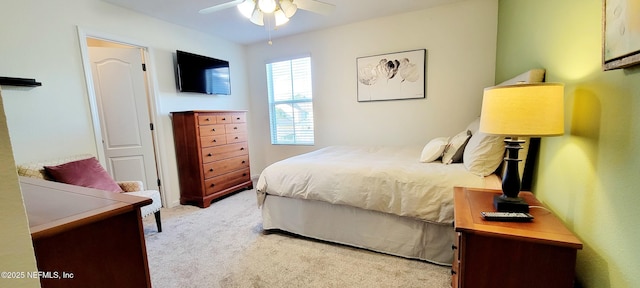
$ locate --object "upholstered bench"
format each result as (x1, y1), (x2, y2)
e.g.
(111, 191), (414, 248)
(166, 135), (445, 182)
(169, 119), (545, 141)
(17, 154), (162, 232)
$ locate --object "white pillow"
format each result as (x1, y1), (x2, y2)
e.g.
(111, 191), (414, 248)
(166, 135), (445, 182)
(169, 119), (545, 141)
(420, 137), (449, 162)
(442, 130), (471, 164)
(463, 131), (505, 176)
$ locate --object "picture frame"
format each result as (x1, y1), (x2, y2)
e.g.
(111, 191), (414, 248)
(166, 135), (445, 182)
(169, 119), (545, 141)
(356, 49), (426, 102)
(603, 0), (640, 70)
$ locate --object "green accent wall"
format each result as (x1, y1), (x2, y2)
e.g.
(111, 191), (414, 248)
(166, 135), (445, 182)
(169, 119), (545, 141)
(496, 0), (640, 287)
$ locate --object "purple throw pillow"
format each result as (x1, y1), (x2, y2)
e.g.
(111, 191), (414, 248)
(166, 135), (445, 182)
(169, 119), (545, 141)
(44, 157), (123, 193)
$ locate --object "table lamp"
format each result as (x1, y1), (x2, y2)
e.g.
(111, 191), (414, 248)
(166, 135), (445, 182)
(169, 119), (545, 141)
(480, 83), (564, 212)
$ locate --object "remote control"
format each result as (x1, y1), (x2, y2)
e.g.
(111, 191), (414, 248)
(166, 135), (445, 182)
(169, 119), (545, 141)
(481, 211), (534, 222)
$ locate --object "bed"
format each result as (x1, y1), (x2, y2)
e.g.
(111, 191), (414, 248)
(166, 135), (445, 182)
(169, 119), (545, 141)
(256, 69), (545, 265)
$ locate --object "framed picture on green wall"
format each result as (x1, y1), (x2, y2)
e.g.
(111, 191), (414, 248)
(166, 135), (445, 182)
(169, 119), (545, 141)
(603, 0), (640, 70)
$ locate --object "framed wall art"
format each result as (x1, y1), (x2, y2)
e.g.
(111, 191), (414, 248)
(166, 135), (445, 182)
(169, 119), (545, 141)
(603, 0), (640, 70)
(356, 49), (426, 102)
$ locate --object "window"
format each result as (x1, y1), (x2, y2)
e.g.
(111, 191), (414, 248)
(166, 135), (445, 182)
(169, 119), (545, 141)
(266, 56), (314, 145)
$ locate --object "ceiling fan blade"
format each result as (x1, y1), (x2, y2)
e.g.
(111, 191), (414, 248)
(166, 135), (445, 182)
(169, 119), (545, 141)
(198, 0), (246, 14)
(294, 0), (335, 15)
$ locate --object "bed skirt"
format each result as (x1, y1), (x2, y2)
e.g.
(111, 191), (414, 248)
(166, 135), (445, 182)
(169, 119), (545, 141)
(262, 194), (455, 266)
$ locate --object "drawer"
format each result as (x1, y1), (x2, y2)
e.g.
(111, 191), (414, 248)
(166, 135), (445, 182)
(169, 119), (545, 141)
(232, 113), (246, 123)
(198, 113), (242, 125)
(199, 124), (225, 136)
(200, 135), (227, 148)
(216, 114), (233, 124)
(198, 114), (218, 125)
(201, 142), (249, 163)
(204, 168), (251, 195)
(202, 155), (249, 178)
(226, 133), (247, 144)
(225, 123), (246, 134)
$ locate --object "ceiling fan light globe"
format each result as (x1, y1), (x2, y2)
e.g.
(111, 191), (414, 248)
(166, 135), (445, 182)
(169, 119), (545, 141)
(258, 0), (277, 13)
(280, 0), (297, 18)
(274, 9), (290, 26)
(250, 9), (265, 26)
(237, 0), (256, 18)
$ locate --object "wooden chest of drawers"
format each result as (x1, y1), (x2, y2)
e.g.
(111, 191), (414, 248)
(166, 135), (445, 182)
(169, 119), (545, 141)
(171, 110), (253, 208)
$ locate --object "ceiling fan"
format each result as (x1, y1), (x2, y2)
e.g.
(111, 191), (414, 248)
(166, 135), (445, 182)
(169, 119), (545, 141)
(199, 0), (335, 27)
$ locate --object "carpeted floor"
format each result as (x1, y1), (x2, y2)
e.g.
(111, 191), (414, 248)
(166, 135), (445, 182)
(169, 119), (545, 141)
(142, 189), (452, 288)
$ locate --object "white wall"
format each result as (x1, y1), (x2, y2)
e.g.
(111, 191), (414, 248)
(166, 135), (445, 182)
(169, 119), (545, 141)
(246, 0), (499, 173)
(0, 0), (250, 207)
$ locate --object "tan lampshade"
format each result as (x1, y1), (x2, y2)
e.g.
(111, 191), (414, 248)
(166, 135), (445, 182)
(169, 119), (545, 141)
(480, 83), (565, 137)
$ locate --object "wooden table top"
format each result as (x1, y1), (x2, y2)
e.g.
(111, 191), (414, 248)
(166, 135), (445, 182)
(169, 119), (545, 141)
(20, 177), (151, 240)
(454, 186), (583, 249)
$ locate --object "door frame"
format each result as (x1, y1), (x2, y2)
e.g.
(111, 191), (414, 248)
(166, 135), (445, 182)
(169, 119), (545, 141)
(77, 26), (168, 207)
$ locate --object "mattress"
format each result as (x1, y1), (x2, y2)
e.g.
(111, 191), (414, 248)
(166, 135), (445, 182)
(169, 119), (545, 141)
(257, 145), (495, 225)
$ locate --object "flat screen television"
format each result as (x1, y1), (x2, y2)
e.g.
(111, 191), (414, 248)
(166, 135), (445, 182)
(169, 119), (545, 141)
(176, 50), (231, 95)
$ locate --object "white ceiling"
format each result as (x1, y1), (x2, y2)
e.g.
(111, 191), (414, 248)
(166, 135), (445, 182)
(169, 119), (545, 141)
(101, 0), (465, 45)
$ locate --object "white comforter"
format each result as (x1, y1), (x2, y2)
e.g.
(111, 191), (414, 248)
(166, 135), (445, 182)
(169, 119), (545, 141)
(256, 146), (490, 224)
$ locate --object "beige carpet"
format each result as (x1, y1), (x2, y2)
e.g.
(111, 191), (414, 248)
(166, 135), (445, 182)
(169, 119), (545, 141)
(142, 189), (451, 288)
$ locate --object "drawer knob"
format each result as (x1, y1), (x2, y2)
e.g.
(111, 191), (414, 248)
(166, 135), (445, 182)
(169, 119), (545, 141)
(209, 168), (214, 172)
(236, 117), (240, 120)
(213, 139), (217, 142)
(207, 153), (212, 157)
(235, 136), (239, 139)
(211, 128), (216, 131)
(210, 183), (215, 187)
(205, 118), (210, 121)
(243, 173), (247, 176)
(222, 118), (226, 120)
(451, 270), (456, 275)
(452, 245), (457, 250)
(240, 147), (245, 150)
(242, 160), (246, 164)
(234, 127), (238, 130)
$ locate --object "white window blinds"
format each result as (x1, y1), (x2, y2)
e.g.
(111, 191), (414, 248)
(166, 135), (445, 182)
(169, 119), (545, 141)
(266, 57), (314, 145)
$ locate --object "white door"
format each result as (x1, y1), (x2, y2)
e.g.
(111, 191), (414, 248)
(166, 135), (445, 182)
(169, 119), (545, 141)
(88, 46), (159, 191)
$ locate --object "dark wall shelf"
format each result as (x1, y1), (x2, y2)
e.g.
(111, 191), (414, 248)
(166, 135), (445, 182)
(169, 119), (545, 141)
(0, 77), (42, 87)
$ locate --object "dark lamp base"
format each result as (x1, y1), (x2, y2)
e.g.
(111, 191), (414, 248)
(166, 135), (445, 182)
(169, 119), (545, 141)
(494, 195), (529, 213)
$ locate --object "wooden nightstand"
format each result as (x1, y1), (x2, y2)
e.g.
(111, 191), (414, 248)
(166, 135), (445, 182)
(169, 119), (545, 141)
(452, 187), (583, 288)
